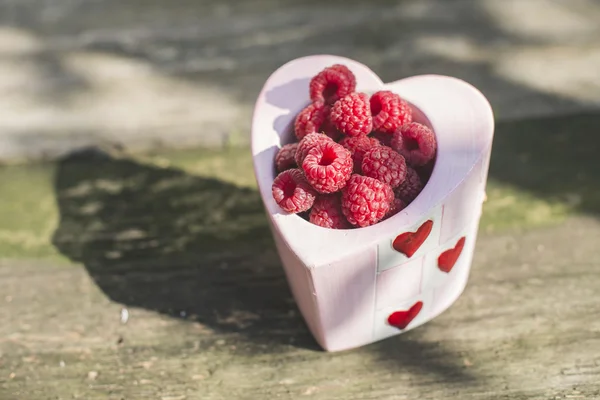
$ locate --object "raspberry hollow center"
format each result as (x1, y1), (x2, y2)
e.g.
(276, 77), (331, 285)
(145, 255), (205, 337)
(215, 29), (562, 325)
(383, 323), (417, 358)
(319, 148), (337, 166)
(405, 137), (419, 151)
(283, 180), (296, 197)
(323, 83), (338, 102)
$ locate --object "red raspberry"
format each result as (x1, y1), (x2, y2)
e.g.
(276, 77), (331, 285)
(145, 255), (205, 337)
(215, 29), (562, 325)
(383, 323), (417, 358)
(361, 146), (408, 189)
(370, 91), (413, 134)
(395, 167), (424, 203)
(309, 64), (357, 105)
(391, 122), (437, 166)
(275, 143), (298, 172)
(384, 198), (406, 220)
(272, 169), (316, 213)
(341, 175), (394, 227)
(339, 136), (380, 173)
(330, 93), (373, 137)
(302, 141), (353, 194)
(309, 194), (350, 229)
(294, 102), (332, 140)
(295, 132), (332, 166)
(371, 132), (392, 147)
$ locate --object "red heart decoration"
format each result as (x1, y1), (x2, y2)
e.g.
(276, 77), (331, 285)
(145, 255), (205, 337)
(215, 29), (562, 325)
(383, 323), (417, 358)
(392, 220), (433, 257)
(438, 236), (466, 273)
(387, 301), (423, 330)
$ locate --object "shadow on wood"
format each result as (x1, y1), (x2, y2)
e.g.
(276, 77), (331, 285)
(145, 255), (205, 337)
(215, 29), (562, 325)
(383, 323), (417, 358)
(51, 148), (320, 350)
(50, 148), (478, 385)
(490, 112), (600, 217)
(370, 330), (479, 385)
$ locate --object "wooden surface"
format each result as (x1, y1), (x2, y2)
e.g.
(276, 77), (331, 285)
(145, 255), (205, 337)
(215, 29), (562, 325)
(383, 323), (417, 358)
(2, 219), (600, 400)
(1, 113), (600, 399)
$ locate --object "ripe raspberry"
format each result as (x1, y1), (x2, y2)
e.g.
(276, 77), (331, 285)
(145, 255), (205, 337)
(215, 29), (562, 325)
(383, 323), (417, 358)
(309, 194), (350, 229)
(339, 136), (380, 173)
(371, 131), (392, 147)
(309, 64), (357, 105)
(341, 175), (394, 227)
(295, 132), (333, 166)
(294, 102), (332, 140)
(330, 93), (373, 137)
(272, 169), (316, 213)
(275, 143), (298, 172)
(361, 146), (408, 189)
(391, 122), (437, 166)
(370, 91), (413, 134)
(395, 167), (424, 204)
(384, 198), (406, 220)
(302, 141), (353, 194)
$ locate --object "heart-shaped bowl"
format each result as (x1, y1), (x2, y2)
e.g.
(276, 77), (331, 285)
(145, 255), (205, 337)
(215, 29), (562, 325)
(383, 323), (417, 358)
(252, 55), (494, 352)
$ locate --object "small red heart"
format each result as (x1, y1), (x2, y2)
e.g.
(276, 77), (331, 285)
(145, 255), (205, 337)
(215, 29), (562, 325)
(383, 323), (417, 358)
(387, 301), (423, 330)
(392, 220), (433, 257)
(438, 236), (466, 273)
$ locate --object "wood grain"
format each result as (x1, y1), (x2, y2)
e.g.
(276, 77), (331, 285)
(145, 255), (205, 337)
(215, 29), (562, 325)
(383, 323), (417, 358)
(1, 173), (599, 399)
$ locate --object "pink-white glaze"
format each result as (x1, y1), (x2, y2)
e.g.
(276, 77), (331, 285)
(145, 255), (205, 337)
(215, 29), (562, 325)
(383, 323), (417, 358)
(251, 55), (494, 352)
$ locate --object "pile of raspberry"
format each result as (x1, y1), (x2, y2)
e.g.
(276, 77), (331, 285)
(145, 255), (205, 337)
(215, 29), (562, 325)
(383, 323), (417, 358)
(271, 64), (437, 229)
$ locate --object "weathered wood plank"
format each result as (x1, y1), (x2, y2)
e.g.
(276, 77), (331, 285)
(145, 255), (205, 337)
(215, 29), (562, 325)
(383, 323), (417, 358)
(1, 139), (600, 399)
(1, 218), (600, 399)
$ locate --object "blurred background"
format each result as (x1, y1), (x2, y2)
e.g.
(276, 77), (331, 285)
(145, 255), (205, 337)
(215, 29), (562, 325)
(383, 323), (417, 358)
(1, 1), (600, 399)
(1, 0), (600, 160)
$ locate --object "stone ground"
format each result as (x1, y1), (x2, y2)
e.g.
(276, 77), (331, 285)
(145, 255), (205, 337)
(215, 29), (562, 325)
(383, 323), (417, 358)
(1, 0), (600, 161)
(1, 0), (600, 399)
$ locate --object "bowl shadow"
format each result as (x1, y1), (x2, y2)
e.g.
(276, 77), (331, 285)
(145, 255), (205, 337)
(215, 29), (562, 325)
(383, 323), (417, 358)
(50, 148), (321, 351)
(49, 147), (484, 385)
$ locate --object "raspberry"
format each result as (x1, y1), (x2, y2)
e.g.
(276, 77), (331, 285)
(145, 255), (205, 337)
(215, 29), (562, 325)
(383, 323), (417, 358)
(295, 132), (333, 166)
(294, 102), (332, 140)
(384, 198), (406, 220)
(330, 93), (373, 137)
(370, 91), (413, 134)
(341, 175), (394, 227)
(275, 143), (298, 172)
(361, 146), (408, 189)
(395, 167), (424, 204)
(391, 122), (437, 166)
(371, 131), (392, 147)
(302, 141), (353, 194)
(272, 169), (317, 213)
(309, 194), (349, 229)
(339, 136), (380, 173)
(309, 64), (357, 105)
